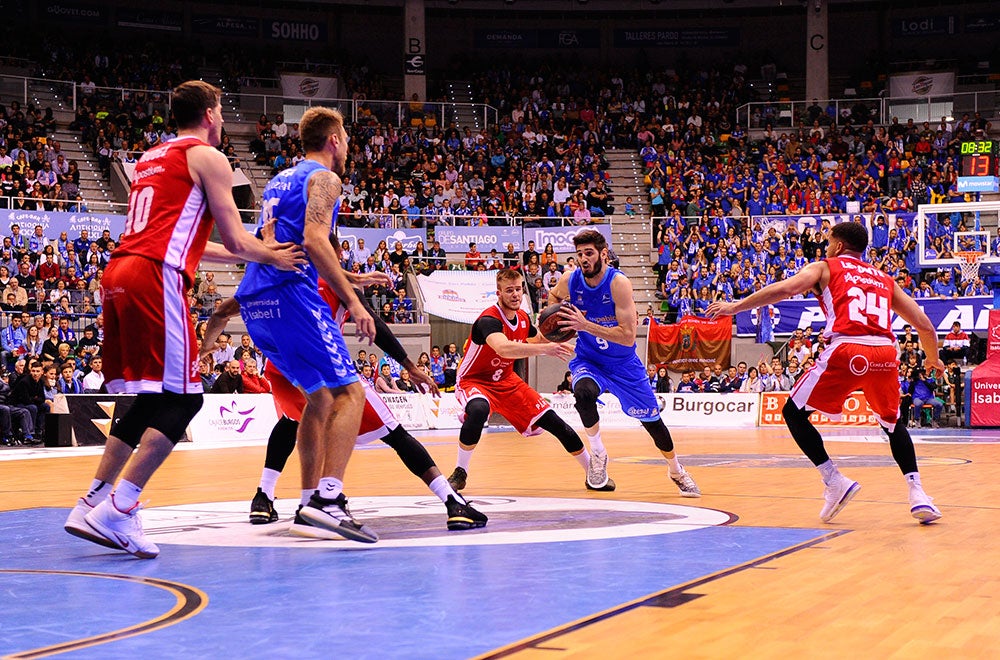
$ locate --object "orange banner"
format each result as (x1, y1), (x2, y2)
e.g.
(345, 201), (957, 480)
(647, 316), (732, 372)
(758, 392), (880, 426)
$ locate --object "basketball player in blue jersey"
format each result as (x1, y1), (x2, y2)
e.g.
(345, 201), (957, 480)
(236, 106), (380, 543)
(548, 230), (700, 496)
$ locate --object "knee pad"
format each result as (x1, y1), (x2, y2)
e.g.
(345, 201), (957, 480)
(573, 378), (601, 428)
(112, 392), (205, 447)
(640, 418), (674, 453)
(459, 398), (491, 447)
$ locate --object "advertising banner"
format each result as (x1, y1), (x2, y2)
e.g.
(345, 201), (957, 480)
(433, 225), (523, 252)
(759, 392), (880, 426)
(542, 392), (641, 429)
(0, 209), (125, 241)
(892, 15), (956, 37)
(417, 269), (531, 323)
(116, 8), (183, 31)
(192, 14), (260, 37)
(612, 28), (739, 48)
(647, 316), (732, 372)
(187, 394), (280, 442)
(969, 360), (1000, 426)
(267, 20), (327, 42)
(421, 392), (466, 430)
(57, 394), (137, 446)
(44, 2), (106, 24)
(522, 224), (614, 254)
(735, 296), (993, 337)
(657, 393), (759, 428)
(474, 29), (599, 49)
(279, 74), (339, 99)
(336, 227), (428, 254)
(378, 393), (430, 431)
(965, 12), (1000, 32)
(987, 309), (1000, 360)
(888, 72), (956, 97)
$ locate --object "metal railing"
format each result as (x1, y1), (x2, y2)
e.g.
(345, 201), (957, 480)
(6, 74), (500, 130)
(735, 89), (999, 133)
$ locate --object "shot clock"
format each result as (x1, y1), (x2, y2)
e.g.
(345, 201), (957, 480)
(957, 140), (999, 193)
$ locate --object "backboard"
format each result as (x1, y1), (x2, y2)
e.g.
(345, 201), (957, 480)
(915, 201), (1000, 271)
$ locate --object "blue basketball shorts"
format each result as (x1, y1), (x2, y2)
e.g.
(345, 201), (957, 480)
(238, 283), (358, 394)
(569, 353), (660, 422)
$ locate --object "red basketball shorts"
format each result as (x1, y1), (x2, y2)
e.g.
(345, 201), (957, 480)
(265, 361), (398, 443)
(102, 255), (200, 394)
(456, 373), (551, 435)
(791, 341), (901, 429)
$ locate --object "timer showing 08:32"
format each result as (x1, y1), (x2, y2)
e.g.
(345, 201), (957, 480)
(960, 141), (997, 178)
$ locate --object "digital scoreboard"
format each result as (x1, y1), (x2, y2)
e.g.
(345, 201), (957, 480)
(958, 140), (999, 193)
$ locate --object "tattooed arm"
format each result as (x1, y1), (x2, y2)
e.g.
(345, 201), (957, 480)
(304, 170), (376, 343)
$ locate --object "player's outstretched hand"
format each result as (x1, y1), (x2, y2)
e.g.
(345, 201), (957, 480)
(706, 301), (736, 319)
(542, 341), (574, 361)
(357, 271), (393, 288)
(557, 302), (588, 332)
(352, 307), (377, 345)
(408, 366), (440, 397)
(923, 356), (946, 379)
(270, 243), (307, 272)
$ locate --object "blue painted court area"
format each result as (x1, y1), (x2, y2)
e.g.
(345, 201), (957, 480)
(2, 508), (827, 659)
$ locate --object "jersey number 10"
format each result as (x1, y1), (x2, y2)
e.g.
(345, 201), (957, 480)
(125, 187), (154, 235)
(846, 286), (890, 329)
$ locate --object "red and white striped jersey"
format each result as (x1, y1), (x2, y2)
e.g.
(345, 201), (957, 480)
(114, 136), (215, 288)
(317, 279), (350, 329)
(818, 255), (896, 343)
(458, 305), (532, 382)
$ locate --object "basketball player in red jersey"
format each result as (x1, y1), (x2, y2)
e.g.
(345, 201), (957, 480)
(446, 268), (606, 492)
(64, 81), (305, 558)
(708, 222), (942, 524)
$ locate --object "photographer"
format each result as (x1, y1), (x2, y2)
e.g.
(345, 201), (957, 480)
(909, 365), (944, 428)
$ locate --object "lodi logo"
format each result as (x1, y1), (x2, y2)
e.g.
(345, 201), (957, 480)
(131, 496), (734, 550)
(848, 354), (869, 376)
(214, 402), (256, 434)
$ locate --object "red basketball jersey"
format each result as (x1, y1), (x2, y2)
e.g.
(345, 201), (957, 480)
(818, 255), (896, 342)
(317, 279), (350, 328)
(458, 305), (532, 382)
(114, 136), (215, 288)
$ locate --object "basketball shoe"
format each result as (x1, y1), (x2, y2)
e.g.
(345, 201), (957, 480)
(445, 495), (488, 531)
(84, 497), (160, 559)
(820, 475), (861, 522)
(670, 469), (701, 498)
(289, 506), (344, 540)
(586, 452), (611, 490)
(909, 488), (942, 524)
(64, 498), (118, 549)
(447, 466), (467, 492)
(249, 488), (278, 525)
(298, 492), (378, 544)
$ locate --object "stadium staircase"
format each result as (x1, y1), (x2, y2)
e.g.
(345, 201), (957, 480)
(603, 149), (659, 309)
(445, 81), (486, 132)
(27, 81), (116, 212)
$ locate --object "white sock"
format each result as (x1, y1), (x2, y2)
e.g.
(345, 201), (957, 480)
(317, 477), (343, 501)
(428, 475), (461, 504)
(259, 468), (281, 500)
(456, 446), (475, 471)
(818, 460), (839, 486)
(664, 454), (682, 475)
(300, 489), (314, 507)
(587, 430), (605, 456)
(111, 479), (142, 512)
(904, 472), (922, 488)
(575, 449), (591, 471)
(83, 479), (111, 507)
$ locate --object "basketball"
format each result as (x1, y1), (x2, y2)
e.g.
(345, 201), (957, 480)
(538, 302), (576, 343)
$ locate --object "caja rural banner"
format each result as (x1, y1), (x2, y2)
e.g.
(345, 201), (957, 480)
(647, 316), (732, 372)
(735, 296), (994, 337)
(759, 392), (880, 427)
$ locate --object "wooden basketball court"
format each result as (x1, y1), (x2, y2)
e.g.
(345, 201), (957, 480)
(1, 425), (996, 658)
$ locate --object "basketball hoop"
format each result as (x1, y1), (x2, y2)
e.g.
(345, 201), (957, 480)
(955, 251), (985, 282)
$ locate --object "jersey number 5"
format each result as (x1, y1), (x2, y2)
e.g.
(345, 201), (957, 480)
(846, 286), (889, 329)
(125, 187), (154, 236)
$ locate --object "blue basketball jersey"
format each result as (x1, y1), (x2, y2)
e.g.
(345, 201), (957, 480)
(237, 159), (342, 297)
(567, 266), (636, 363)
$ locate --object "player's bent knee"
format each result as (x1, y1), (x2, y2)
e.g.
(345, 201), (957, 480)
(381, 425), (435, 476)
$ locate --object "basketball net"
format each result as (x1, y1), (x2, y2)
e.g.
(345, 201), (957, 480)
(955, 251), (985, 283)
